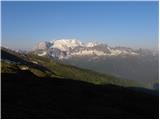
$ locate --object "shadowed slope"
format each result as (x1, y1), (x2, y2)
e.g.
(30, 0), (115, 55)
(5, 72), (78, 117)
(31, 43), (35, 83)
(2, 71), (158, 119)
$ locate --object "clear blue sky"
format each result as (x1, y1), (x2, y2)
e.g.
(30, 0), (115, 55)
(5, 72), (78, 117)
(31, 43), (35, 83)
(2, 1), (158, 50)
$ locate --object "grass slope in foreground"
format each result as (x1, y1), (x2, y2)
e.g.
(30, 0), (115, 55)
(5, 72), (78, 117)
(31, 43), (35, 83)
(1, 47), (159, 118)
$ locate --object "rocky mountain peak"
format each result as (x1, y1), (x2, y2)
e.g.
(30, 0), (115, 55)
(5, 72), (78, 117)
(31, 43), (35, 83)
(34, 39), (140, 59)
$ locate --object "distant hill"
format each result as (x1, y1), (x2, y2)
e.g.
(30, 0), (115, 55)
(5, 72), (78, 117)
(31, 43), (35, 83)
(63, 55), (158, 89)
(1, 47), (159, 118)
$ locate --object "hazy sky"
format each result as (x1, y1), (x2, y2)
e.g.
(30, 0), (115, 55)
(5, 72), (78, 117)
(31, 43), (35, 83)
(2, 1), (158, 50)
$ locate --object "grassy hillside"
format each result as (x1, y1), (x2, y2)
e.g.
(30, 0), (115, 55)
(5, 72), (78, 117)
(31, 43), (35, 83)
(1, 47), (147, 88)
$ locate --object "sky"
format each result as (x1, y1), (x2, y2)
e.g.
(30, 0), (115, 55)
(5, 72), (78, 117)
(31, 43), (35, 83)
(1, 1), (158, 50)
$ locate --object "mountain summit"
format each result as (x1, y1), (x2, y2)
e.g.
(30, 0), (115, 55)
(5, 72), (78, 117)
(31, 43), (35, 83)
(34, 39), (139, 59)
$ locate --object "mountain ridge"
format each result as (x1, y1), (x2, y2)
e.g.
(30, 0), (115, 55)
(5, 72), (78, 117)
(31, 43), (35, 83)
(33, 39), (146, 59)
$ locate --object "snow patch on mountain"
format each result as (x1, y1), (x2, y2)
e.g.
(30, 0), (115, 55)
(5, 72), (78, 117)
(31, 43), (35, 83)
(50, 39), (82, 51)
(71, 50), (107, 56)
(85, 42), (98, 47)
(37, 51), (47, 56)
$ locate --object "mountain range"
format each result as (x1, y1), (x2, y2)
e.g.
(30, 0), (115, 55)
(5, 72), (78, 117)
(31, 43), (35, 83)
(33, 39), (158, 88)
(34, 39), (146, 59)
